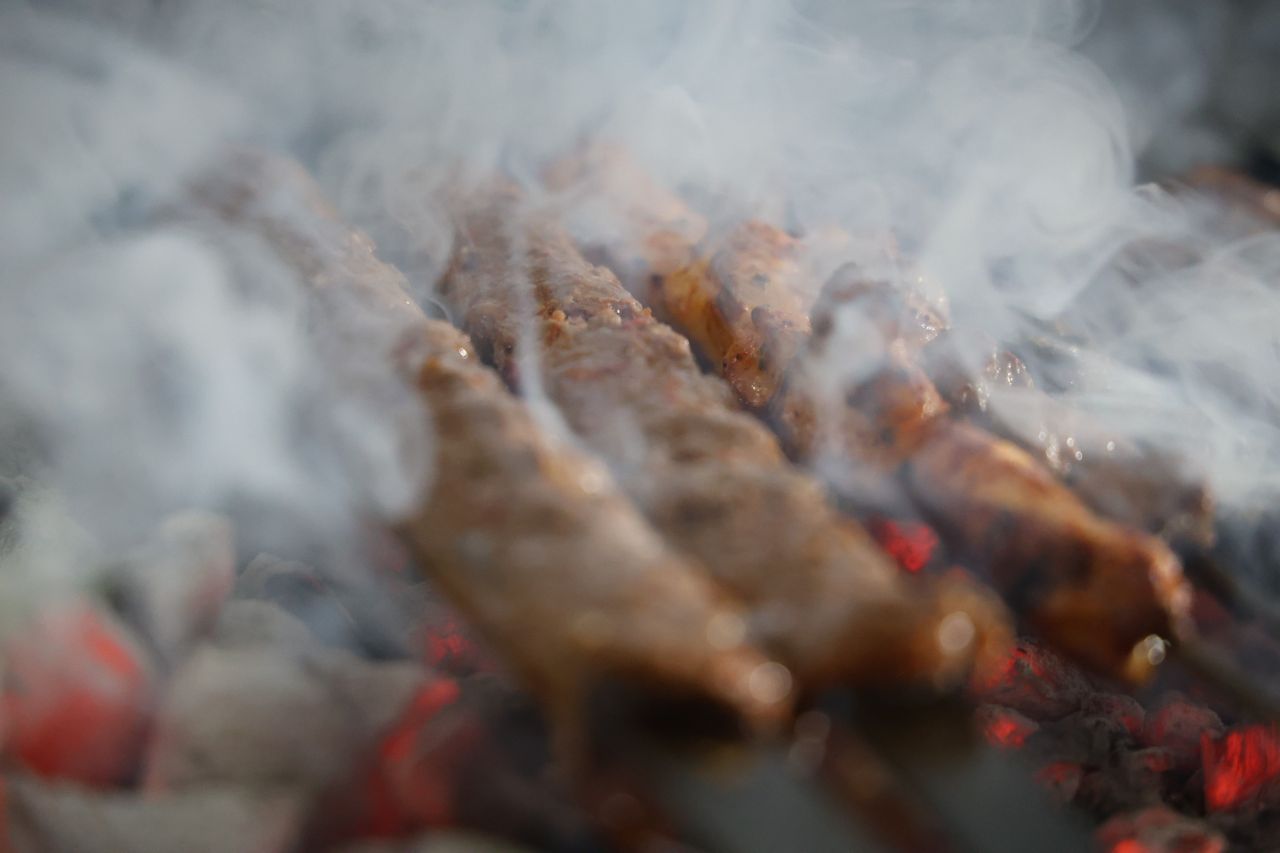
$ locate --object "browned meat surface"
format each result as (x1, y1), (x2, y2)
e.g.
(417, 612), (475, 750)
(188, 152), (790, 745)
(1177, 166), (1280, 231)
(553, 147), (1213, 546)
(659, 222), (815, 411)
(545, 142), (708, 293)
(813, 268), (951, 357)
(396, 324), (789, 739)
(547, 149), (821, 413)
(776, 263), (1194, 679)
(929, 362), (1214, 547)
(556, 152), (1193, 681)
(899, 419), (1191, 680)
(838, 275), (1215, 547)
(438, 186), (1011, 691)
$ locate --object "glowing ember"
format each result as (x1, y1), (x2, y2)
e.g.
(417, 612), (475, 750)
(1202, 725), (1280, 813)
(1109, 841), (1147, 853)
(0, 601), (152, 787)
(976, 704), (1039, 749)
(1034, 761), (1083, 803)
(868, 517), (939, 574)
(357, 678), (472, 837)
(1096, 806), (1226, 853)
(425, 620), (474, 669)
(1141, 696), (1223, 772)
(1082, 692), (1145, 741)
(969, 638), (1091, 721)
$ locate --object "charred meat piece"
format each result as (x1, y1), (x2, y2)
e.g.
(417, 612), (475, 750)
(438, 186), (1011, 692)
(189, 152), (790, 748)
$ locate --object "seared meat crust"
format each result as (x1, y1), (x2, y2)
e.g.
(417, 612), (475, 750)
(439, 188), (1011, 691)
(191, 152), (790, 741)
(555, 149), (1192, 681)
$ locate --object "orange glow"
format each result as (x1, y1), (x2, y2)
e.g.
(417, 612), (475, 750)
(1109, 840), (1151, 853)
(1, 602), (151, 786)
(359, 678), (466, 836)
(425, 620), (474, 667)
(1202, 725), (1280, 812)
(977, 705), (1039, 749)
(869, 517), (939, 573)
(972, 642), (1051, 696)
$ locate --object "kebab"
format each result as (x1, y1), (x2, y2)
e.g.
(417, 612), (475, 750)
(835, 273), (1217, 548)
(438, 184), (1099, 853)
(186, 151), (792, 757)
(549, 148), (1195, 682)
(437, 183), (1012, 693)
(796, 239), (1280, 719)
(1177, 166), (1280, 232)
(556, 150), (1215, 548)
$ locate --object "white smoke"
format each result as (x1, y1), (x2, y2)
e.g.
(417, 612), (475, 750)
(1081, 0), (1280, 178)
(0, 4), (425, 597)
(3, 0), (1280, 603)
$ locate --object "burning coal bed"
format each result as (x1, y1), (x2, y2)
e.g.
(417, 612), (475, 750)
(6, 2), (1280, 852)
(5, 481), (1280, 851)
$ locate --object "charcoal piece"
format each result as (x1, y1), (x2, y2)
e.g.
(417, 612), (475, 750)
(1035, 709), (1134, 768)
(4, 775), (301, 853)
(237, 554), (370, 653)
(144, 645), (424, 791)
(1096, 805), (1227, 853)
(1076, 761), (1168, 818)
(1, 600), (154, 787)
(1141, 694), (1224, 771)
(110, 510), (235, 667)
(1201, 725), (1280, 814)
(212, 599), (315, 651)
(974, 704), (1040, 749)
(335, 832), (536, 853)
(1080, 692), (1145, 741)
(1033, 761), (1084, 803)
(969, 638), (1094, 721)
(317, 673), (594, 851)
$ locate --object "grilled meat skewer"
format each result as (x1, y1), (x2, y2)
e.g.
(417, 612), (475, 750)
(658, 222), (1213, 547)
(437, 185), (1012, 692)
(686, 229), (1193, 679)
(188, 152), (791, 751)
(705, 227), (1280, 719)
(551, 147), (1213, 540)
(833, 277), (1217, 547)
(552, 153), (1193, 682)
(1177, 166), (1280, 232)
